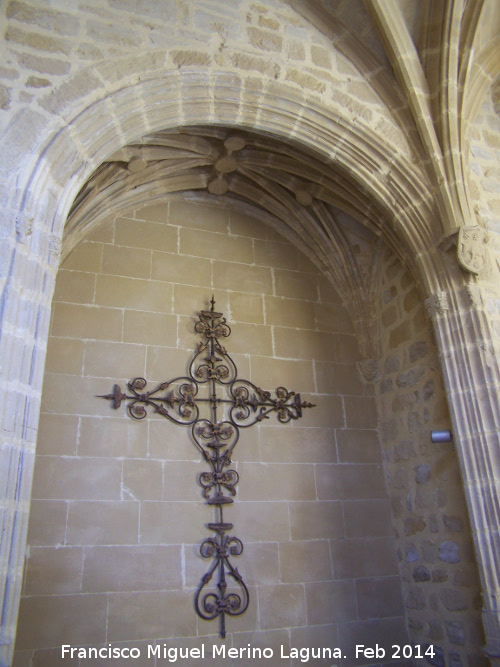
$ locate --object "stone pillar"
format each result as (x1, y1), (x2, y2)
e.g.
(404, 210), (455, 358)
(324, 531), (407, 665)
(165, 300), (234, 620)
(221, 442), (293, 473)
(427, 284), (500, 666)
(0, 235), (56, 666)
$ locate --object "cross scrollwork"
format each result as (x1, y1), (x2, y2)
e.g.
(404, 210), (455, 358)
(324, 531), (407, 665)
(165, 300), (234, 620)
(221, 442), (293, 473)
(98, 297), (314, 637)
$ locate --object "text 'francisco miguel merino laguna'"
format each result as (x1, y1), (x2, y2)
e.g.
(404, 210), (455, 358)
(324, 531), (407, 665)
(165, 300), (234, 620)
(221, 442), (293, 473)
(61, 643), (343, 662)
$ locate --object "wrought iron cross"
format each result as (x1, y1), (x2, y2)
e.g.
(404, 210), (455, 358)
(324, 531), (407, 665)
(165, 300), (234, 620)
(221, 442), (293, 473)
(99, 298), (314, 638)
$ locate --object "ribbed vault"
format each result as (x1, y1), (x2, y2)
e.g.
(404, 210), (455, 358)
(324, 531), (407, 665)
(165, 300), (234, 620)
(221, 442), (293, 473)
(64, 126), (416, 361)
(56, 0), (500, 370)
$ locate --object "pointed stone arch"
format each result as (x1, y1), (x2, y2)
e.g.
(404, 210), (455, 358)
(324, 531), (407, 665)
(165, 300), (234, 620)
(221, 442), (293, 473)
(2, 48), (498, 665)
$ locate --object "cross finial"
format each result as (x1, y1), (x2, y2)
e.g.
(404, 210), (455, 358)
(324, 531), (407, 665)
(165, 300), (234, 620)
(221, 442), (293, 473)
(210, 294), (216, 312)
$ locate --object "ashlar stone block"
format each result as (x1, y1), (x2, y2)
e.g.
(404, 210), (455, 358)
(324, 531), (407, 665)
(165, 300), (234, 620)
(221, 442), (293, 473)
(23, 546), (83, 595)
(82, 545), (182, 592)
(15, 594), (107, 650)
(107, 591), (196, 641)
(66, 500), (139, 546)
(306, 580), (357, 625)
(279, 539), (332, 582)
(258, 584), (307, 630)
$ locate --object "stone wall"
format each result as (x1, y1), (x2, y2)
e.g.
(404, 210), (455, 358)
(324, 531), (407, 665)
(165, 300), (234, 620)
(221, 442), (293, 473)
(13, 201), (407, 666)
(0, 0), (403, 146)
(469, 81), (500, 354)
(375, 252), (487, 667)
(469, 81), (500, 238)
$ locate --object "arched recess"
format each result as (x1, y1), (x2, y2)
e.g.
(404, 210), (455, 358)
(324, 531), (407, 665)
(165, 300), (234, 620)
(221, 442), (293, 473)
(15, 196), (414, 661)
(11, 63), (444, 285)
(0, 61), (469, 664)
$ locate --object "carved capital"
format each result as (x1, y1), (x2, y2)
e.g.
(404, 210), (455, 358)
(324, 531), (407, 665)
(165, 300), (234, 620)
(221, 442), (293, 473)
(466, 284), (484, 309)
(357, 358), (380, 383)
(425, 291), (449, 318)
(15, 214), (34, 242)
(457, 226), (490, 275)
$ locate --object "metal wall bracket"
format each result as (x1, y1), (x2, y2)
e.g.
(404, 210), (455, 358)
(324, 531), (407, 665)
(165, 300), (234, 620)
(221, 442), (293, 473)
(98, 298), (315, 638)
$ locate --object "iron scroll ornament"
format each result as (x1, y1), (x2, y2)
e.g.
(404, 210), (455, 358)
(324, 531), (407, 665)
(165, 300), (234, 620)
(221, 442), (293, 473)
(98, 298), (315, 638)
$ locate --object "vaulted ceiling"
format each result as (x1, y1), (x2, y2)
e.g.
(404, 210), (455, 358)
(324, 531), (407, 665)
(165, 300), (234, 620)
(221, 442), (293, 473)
(61, 0), (500, 361)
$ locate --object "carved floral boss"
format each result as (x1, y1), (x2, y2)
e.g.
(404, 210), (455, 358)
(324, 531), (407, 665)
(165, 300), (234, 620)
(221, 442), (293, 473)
(99, 299), (315, 638)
